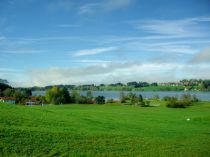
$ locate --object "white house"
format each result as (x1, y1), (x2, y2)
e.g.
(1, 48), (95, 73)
(0, 97), (16, 104)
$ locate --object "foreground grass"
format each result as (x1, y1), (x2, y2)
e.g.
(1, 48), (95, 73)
(0, 102), (210, 157)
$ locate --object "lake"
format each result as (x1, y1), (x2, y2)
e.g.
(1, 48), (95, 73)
(32, 90), (210, 101)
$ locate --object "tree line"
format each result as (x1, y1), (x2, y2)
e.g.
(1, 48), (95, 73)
(2, 78), (210, 91)
(44, 87), (105, 105)
(0, 83), (32, 104)
(0, 83), (105, 105)
(19, 79), (210, 91)
(0, 82), (200, 108)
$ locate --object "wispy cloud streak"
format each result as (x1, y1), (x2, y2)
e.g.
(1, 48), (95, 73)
(73, 47), (117, 56)
(132, 17), (210, 37)
(79, 0), (131, 14)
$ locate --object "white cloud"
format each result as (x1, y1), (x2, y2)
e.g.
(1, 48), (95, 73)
(0, 68), (24, 86)
(79, 3), (100, 14)
(189, 47), (210, 64)
(132, 17), (210, 37)
(78, 0), (131, 14)
(10, 61), (210, 87)
(73, 59), (112, 64)
(124, 41), (197, 54)
(1, 48), (44, 54)
(137, 20), (191, 35)
(73, 47), (117, 56)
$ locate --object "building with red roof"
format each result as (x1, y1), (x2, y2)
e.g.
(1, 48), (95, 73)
(0, 97), (16, 104)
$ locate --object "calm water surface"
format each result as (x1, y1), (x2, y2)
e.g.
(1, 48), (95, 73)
(32, 90), (210, 101)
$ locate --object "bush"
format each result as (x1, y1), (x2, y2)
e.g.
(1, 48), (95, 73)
(76, 96), (89, 104)
(166, 96), (190, 108)
(163, 96), (170, 101)
(180, 94), (192, 106)
(95, 96), (105, 104)
(166, 101), (186, 108)
(192, 94), (199, 102)
(145, 100), (150, 106)
(165, 94), (199, 108)
(138, 101), (146, 107)
(119, 91), (126, 103)
(106, 98), (114, 103)
(153, 94), (159, 100)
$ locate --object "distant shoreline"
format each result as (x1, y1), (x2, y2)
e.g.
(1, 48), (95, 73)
(32, 90), (210, 101)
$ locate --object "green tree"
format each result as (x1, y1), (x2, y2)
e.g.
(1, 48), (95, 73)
(139, 94), (143, 102)
(86, 90), (93, 104)
(153, 94), (159, 100)
(181, 94), (192, 106)
(3, 88), (15, 97)
(71, 90), (80, 103)
(0, 78), (9, 84)
(14, 91), (25, 104)
(86, 90), (93, 99)
(192, 94), (199, 102)
(0, 83), (12, 92)
(95, 96), (105, 104)
(128, 93), (139, 105)
(45, 87), (70, 104)
(119, 91), (126, 103)
(60, 87), (70, 103)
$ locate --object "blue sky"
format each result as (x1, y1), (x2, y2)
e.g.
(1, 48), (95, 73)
(0, 0), (210, 87)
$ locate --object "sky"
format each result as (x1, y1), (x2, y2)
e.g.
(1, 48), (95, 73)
(0, 0), (210, 87)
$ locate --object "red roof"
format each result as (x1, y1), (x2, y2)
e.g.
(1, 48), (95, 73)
(25, 97), (39, 102)
(0, 97), (16, 101)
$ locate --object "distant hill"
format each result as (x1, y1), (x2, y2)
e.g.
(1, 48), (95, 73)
(0, 79), (9, 85)
(0, 79), (11, 91)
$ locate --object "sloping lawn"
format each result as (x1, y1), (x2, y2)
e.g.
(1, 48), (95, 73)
(0, 102), (210, 157)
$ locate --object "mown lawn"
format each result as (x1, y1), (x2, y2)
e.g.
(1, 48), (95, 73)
(0, 102), (210, 157)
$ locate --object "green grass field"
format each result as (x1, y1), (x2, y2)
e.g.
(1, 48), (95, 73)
(0, 102), (210, 157)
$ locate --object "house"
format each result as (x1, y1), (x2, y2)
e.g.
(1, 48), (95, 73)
(25, 97), (40, 106)
(0, 97), (16, 104)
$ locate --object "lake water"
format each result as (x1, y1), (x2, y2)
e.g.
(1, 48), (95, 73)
(32, 90), (210, 101)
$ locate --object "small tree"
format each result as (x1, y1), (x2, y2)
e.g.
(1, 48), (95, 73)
(153, 94), (159, 100)
(139, 94), (143, 102)
(119, 91), (126, 103)
(86, 90), (93, 104)
(106, 98), (114, 103)
(180, 94), (192, 106)
(192, 94), (199, 102)
(45, 87), (70, 104)
(86, 90), (93, 99)
(145, 100), (150, 106)
(128, 93), (139, 105)
(3, 88), (14, 97)
(70, 90), (80, 103)
(166, 96), (187, 108)
(95, 96), (105, 104)
(60, 87), (71, 103)
(14, 90), (25, 104)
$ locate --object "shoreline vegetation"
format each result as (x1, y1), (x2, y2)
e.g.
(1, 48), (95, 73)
(0, 78), (209, 107)
(14, 79), (210, 92)
(0, 81), (201, 108)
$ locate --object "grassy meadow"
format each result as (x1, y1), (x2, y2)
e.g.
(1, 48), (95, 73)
(0, 102), (210, 157)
